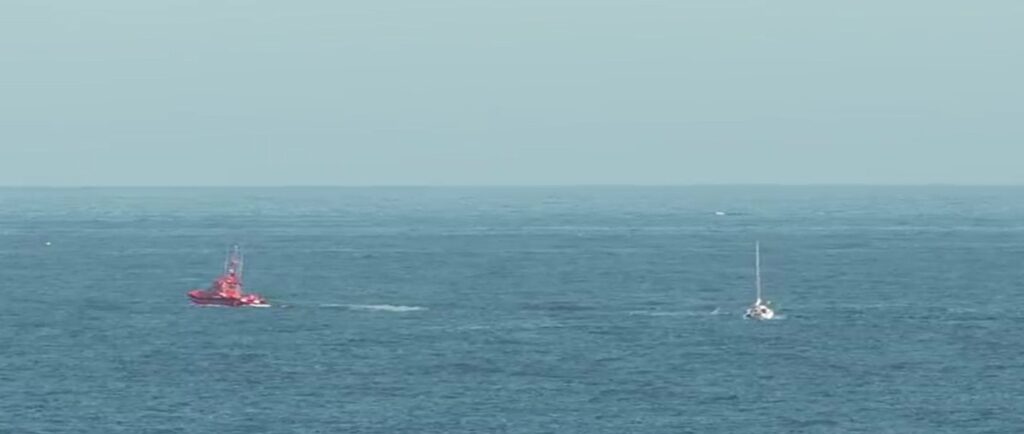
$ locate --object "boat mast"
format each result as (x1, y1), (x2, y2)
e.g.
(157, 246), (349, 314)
(223, 245), (244, 281)
(755, 241), (762, 302)
(236, 247), (244, 281)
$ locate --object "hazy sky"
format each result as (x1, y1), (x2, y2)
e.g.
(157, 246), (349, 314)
(1, 0), (1021, 185)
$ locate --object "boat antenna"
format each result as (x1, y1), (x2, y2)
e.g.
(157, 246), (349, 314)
(224, 245), (244, 279)
(236, 246), (244, 281)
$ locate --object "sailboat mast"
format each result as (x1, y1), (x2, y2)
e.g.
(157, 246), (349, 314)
(755, 241), (762, 301)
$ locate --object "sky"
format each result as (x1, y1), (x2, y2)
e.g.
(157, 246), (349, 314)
(1, 0), (1022, 186)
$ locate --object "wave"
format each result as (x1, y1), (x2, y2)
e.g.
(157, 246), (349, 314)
(522, 301), (596, 312)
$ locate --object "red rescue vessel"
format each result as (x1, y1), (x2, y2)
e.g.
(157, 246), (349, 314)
(187, 245), (269, 307)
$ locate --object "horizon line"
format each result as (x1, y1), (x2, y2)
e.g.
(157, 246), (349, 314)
(2, 183), (1024, 188)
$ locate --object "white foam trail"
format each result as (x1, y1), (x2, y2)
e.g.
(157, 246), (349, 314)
(344, 304), (426, 312)
(628, 310), (718, 317)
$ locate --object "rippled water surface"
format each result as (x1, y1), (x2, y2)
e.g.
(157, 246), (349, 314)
(2, 187), (1023, 433)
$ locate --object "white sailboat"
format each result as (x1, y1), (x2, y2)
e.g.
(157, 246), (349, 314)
(744, 241), (775, 320)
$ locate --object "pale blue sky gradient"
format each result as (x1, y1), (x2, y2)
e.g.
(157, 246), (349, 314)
(2, 1), (1022, 185)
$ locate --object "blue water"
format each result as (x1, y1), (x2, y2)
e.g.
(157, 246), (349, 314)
(2, 187), (1024, 433)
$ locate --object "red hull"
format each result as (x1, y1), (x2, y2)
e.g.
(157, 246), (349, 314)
(188, 290), (268, 307)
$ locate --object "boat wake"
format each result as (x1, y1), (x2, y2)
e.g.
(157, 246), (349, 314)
(322, 304), (427, 312)
(628, 308), (724, 317)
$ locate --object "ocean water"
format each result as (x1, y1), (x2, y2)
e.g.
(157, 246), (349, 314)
(2, 186), (1024, 433)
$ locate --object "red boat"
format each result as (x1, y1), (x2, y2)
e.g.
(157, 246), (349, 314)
(187, 245), (269, 307)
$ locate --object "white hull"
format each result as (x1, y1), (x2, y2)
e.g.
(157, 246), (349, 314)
(745, 304), (774, 320)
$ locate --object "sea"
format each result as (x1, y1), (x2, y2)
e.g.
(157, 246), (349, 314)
(1, 186), (1023, 433)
